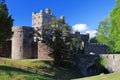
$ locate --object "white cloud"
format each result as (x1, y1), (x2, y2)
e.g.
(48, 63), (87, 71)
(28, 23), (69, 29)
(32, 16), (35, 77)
(72, 24), (88, 32)
(85, 30), (97, 38)
(72, 23), (97, 38)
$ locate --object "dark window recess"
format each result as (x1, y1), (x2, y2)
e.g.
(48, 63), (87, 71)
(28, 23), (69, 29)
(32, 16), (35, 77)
(20, 34), (21, 37)
(20, 46), (21, 52)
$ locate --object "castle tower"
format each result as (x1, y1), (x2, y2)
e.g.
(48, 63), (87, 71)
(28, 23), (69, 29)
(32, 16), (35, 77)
(32, 8), (56, 42)
(32, 8), (55, 30)
(11, 26), (34, 59)
(32, 8), (56, 59)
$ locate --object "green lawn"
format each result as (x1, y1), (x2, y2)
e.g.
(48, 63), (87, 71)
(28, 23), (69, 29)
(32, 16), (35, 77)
(73, 72), (120, 80)
(0, 64), (52, 80)
(0, 57), (83, 80)
(1, 58), (120, 80)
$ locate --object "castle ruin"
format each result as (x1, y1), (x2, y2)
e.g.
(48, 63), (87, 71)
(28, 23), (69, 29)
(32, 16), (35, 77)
(10, 8), (107, 59)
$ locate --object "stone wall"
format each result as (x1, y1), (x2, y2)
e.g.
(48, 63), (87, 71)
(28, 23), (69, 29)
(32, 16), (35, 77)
(85, 43), (107, 54)
(100, 54), (120, 73)
(38, 42), (51, 59)
(11, 26), (34, 59)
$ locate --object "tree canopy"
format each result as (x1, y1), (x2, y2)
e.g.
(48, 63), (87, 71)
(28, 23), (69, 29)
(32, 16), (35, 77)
(34, 18), (85, 67)
(35, 18), (72, 67)
(96, 0), (120, 53)
(109, 0), (120, 52)
(0, 3), (13, 46)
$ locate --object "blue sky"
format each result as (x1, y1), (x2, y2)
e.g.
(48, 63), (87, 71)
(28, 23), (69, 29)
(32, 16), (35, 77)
(6, 0), (115, 37)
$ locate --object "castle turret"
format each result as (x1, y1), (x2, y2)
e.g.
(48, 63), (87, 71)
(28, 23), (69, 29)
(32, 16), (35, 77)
(45, 8), (51, 14)
(60, 16), (64, 20)
(11, 26), (34, 59)
(32, 8), (55, 29)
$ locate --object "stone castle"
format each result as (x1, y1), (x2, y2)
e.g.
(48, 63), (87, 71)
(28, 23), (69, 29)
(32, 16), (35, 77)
(1, 8), (107, 59)
(2, 7), (120, 76)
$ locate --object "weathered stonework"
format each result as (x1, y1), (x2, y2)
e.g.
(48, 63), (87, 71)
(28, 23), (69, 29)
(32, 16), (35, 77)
(32, 8), (55, 29)
(38, 42), (51, 59)
(85, 43), (107, 54)
(100, 54), (120, 73)
(11, 26), (34, 59)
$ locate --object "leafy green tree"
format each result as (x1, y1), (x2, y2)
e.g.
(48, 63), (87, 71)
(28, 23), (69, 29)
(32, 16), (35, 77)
(96, 17), (110, 44)
(109, 0), (120, 53)
(96, 0), (120, 53)
(0, 3), (13, 46)
(96, 17), (114, 53)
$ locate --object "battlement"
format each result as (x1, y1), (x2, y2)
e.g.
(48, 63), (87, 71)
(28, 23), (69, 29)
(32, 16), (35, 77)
(85, 43), (107, 54)
(12, 26), (34, 32)
(88, 43), (106, 47)
(32, 8), (51, 15)
(32, 8), (58, 28)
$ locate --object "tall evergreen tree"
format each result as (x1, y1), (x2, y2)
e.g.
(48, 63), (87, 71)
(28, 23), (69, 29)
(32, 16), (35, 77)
(0, 3), (13, 46)
(35, 18), (71, 67)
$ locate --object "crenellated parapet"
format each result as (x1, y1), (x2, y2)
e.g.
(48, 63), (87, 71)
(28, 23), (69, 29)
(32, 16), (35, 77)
(87, 43), (106, 47)
(85, 43), (107, 55)
(32, 8), (56, 28)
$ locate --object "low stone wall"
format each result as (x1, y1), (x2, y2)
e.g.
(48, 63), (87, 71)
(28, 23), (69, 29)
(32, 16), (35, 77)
(38, 42), (51, 59)
(100, 54), (120, 73)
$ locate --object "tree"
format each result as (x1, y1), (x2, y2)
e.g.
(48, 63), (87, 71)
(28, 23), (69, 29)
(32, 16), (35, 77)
(0, 3), (13, 46)
(96, 17), (110, 44)
(96, 17), (114, 53)
(35, 18), (71, 67)
(89, 37), (98, 43)
(96, 0), (120, 53)
(109, 0), (120, 53)
(69, 34), (84, 54)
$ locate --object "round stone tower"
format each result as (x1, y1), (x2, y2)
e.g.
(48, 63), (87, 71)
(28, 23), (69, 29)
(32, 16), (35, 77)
(11, 26), (34, 59)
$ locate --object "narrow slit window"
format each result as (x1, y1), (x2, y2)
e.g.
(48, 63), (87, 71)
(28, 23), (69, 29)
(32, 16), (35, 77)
(20, 34), (21, 37)
(20, 46), (21, 52)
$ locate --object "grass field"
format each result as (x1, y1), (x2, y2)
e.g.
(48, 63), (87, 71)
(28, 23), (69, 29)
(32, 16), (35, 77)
(0, 64), (52, 80)
(1, 58), (120, 80)
(73, 72), (120, 80)
(0, 57), (83, 80)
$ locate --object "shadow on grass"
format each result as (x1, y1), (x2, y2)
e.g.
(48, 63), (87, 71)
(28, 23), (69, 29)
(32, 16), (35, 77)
(32, 60), (84, 80)
(0, 65), (52, 80)
(0, 65), (33, 77)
